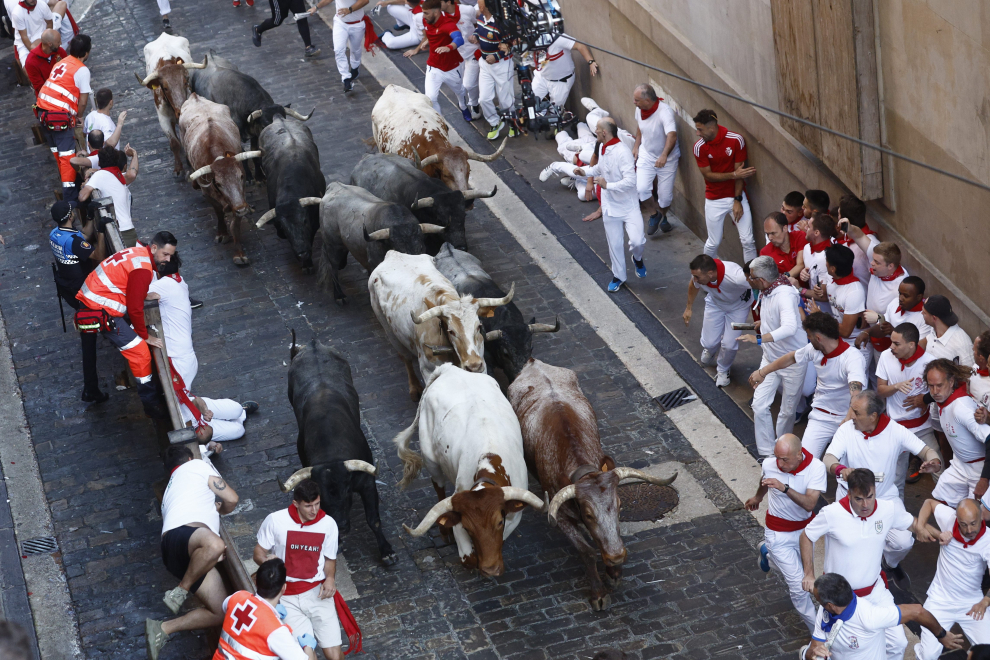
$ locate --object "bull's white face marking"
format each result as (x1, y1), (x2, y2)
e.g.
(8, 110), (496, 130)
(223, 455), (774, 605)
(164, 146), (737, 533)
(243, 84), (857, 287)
(144, 33), (192, 75)
(372, 85), (449, 155)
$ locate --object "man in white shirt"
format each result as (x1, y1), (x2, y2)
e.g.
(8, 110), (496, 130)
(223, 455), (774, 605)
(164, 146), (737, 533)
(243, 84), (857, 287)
(797, 212), (838, 316)
(146, 444), (240, 660)
(632, 83), (678, 235)
(972, 331), (990, 413)
(854, 242), (907, 380)
(912, 498), (990, 660)
(255, 479), (344, 660)
(738, 256), (807, 457)
(835, 195), (880, 286)
(11, 0), (52, 66)
(750, 312), (867, 458)
(745, 433), (825, 632)
(857, 276), (933, 357)
(82, 87), (124, 150)
(924, 295), (974, 367)
(530, 33), (597, 108)
(683, 255), (752, 387)
(807, 244), (867, 365)
(78, 144), (138, 246)
(573, 118), (646, 292)
(803, 572), (962, 660)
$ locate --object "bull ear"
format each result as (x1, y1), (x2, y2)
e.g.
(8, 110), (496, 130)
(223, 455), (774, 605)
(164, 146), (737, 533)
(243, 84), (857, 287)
(602, 456), (616, 472)
(436, 512), (461, 529)
(505, 500), (528, 513)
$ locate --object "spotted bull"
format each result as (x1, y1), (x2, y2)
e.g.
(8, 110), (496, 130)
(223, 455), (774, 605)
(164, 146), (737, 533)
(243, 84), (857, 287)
(394, 363), (544, 576)
(279, 331), (396, 565)
(179, 94), (259, 265)
(508, 359), (677, 610)
(367, 251), (514, 400)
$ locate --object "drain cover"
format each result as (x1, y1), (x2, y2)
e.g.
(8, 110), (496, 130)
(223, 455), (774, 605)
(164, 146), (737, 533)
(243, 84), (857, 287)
(653, 387), (696, 412)
(618, 483), (679, 522)
(21, 536), (59, 556)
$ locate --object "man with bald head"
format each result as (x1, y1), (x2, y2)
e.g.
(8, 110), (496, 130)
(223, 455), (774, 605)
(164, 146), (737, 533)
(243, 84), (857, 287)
(913, 498), (990, 659)
(746, 433), (826, 632)
(632, 83), (679, 235)
(24, 28), (65, 95)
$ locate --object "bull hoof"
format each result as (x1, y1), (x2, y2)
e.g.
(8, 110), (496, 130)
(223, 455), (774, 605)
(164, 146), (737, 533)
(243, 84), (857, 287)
(589, 593), (611, 611)
(334, 297), (347, 307)
(381, 553), (397, 567)
(233, 255), (250, 266)
(604, 568), (623, 590)
(173, 170), (185, 180)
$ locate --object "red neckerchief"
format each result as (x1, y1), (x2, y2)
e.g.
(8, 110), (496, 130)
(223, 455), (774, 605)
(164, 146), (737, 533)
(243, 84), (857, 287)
(809, 239), (831, 254)
(937, 385), (970, 413)
(448, 4), (459, 20)
(839, 495), (878, 521)
(837, 232), (853, 246)
(639, 99), (661, 120)
(762, 273), (792, 298)
(574, 155), (585, 167)
(101, 166), (127, 186)
(169, 463), (184, 476)
(873, 266), (905, 282)
(896, 299), (924, 314)
(862, 414), (891, 439)
(411, 4), (422, 12)
(288, 505), (327, 526)
(953, 520), (987, 548)
(18, 1), (36, 11)
(832, 273), (859, 285)
(706, 259), (726, 292)
(820, 339), (850, 366)
(780, 448), (814, 474)
(898, 345), (925, 371)
(977, 367), (989, 377)
(861, 224), (875, 235)
(170, 358), (206, 429)
(334, 592), (362, 655)
(600, 137), (621, 156)
(166, 272), (183, 284)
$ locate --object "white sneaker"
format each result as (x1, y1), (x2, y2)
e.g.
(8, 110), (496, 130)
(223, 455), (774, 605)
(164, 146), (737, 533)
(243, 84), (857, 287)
(715, 371), (730, 388)
(699, 349), (716, 366)
(559, 177), (575, 190)
(565, 140), (583, 152)
(580, 97), (600, 111)
(539, 164), (557, 182)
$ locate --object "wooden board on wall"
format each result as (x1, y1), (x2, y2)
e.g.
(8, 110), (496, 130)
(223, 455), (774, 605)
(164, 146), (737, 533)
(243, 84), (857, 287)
(770, 0), (822, 156)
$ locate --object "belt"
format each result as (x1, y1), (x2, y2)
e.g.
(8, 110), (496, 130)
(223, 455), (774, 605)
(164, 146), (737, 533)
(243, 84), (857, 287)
(765, 512), (814, 533)
(853, 572), (888, 597)
(899, 410), (930, 429)
(548, 73), (573, 83)
(814, 407), (843, 416)
(967, 457), (986, 464)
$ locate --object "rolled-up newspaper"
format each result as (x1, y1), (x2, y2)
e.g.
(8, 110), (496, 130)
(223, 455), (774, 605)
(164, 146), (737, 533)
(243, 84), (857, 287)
(731, 322), (757, 330)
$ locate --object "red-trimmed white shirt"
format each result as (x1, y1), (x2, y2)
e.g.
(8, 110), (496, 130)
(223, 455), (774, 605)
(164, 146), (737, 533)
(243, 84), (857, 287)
(938, 387), (990, 464)
(793, 342), (867, 415)
(928, 504), (990, 603)
(825, 416), (927, 500)
(823, 274), (866, 338)
(692, 259), (751, 311)
(257, 509), (338, 596)
(761, 451), (826, 529)
(875, 348), (934, 429)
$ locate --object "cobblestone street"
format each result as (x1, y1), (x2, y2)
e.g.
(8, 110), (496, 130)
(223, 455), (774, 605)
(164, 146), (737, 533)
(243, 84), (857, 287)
(0, 0), (808, 657)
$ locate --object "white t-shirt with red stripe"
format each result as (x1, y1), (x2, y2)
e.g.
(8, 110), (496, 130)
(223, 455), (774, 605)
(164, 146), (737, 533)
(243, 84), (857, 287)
(927, 504), (990, 603)
(257, 508), (338, 595)
(760, 451), (826, 530)
(875, 348), (934, 429)
(825, 416), (927, 501)
(535, 34), (576, 80)
(938, 388), (990, 464)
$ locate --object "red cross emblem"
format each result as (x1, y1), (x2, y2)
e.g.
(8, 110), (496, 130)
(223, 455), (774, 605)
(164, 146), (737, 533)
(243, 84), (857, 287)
(51, 62), (68, 80)
(229, 600), (258, 634)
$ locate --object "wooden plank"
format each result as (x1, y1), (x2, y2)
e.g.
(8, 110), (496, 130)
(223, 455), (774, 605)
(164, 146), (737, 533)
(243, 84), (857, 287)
(143, 302), (186, 431)
(851, 0), (883, 199)
(770, 0), (823, 157)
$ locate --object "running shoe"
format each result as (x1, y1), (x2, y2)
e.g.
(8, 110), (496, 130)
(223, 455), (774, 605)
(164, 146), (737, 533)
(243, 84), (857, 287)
(634, 258), (646, 279)
(607, 277), (622, 293)
(242, 401), (260, 415)
(343, 77), (353, 92)
(700, 349), (716, 366)
(146, 619), (169, 660)
(539, 164), (556, 182)
(251, 24), (261, 46)
(715, 371), (730, 388)
(647, 212), (661, 236)
(461, 107), (473, 122)
(659, 214), (673, 233)
(163, 586), (188, 615)
(305, 45), (321, 57)
(486, 120), (504, 140)
(350, 66), (359, 80)
(758, 542), (770, 572)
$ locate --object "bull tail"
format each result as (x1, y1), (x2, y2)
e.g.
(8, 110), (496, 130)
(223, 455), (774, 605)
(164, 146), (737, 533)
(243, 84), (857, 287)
(394, 366), (446, 489)
(316, 233), (334, 292)
(290, 329), (298, 360)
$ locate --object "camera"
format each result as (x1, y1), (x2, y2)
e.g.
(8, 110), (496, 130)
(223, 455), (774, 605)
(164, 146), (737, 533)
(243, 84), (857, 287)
(485, 0), (565, 55)
(501, 62), (576, 139)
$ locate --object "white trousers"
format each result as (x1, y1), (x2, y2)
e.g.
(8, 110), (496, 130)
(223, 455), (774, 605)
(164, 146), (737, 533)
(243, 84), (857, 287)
(700, 302), (750, 373)
(381, 29), (420, 49)
(157, 0), (171, 14)
(764, 527), (816, 633)
(282, 585), (342, 649)
(386, 3), (413, 26)
(703, 192), (756, 263)
(181, 397), (247, 442)
(531, 68), (573, 107)
(862, 582), (908, 660)
(478, 57), (513, 126)
(462, 57), (479, 107)
(915, 596), (990, 660)
(636, 153), (678, 208)
(603, 210), (645, 283)
(333, 15), (365, 81)
(170, 351), (199, 391)
(932, 458), (982, 508)
(801, 408), (844, 459)
(753, 358), (808, 457)
(14, 42), (29, 66)
(425, 64), (466, 113)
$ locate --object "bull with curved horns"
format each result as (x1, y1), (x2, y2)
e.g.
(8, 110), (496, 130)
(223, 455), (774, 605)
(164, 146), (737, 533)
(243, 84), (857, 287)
(280, 330), (396, 565)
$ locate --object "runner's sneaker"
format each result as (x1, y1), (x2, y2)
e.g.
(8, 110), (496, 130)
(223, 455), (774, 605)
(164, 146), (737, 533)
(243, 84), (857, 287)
(350, 66), (359, 80)
(659, 214), (673, 233)
(251, 24), (261, 46)
(715, 371), (730, 387)
(392, 22), (408, 31)
(700, 348), (716, 366)
(647, 212), (661, 236)
(486, 120), (504, 140)
(634, 258), (647, 279)
(163, 586), (188, 615)
(470, 105), (481, 120)
(343, 77), (353, 92)
(461, 107), (473, 122)
(242, 401), (259, 415)
(146, 619), (169, 660)
(305, 45), (321, 57)
(508, 126), (520, 138)
(607, 277), (622, 293)
(580, 97), (600, 111)
(560, 177), (575, 190)
(758, 542), (770, 572)
(539, 164), (557, 182)
(162, 17), (172, 32)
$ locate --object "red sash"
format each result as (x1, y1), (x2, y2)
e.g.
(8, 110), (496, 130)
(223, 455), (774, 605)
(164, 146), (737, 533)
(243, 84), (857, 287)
(854, 572), (888, 597)
(765, 513), (814, 532)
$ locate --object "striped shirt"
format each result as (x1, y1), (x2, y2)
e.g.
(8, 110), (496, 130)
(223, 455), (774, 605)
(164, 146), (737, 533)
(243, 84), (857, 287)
(475, 15), (509, 60)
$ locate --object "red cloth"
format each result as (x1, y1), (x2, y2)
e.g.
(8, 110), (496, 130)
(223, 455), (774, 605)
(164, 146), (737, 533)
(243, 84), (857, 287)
(639, 99), (660, 120)
(874, 265), (905, 282)
(897, 345), (925, 370)
(870, 336), (893, 352)
(288, 504), (327, 527)
(896, 300), (924, 314)
(424, 14), (463, 71)
(783, 448), (815, 475)
(24, 45), (67, 95)
(169, 358), (206, 429)
(765, 513), (814, 532)
(101, 166), (128, 186)
(937, 385), (971, 413)
(854, 572), (888, 597)
(411, 4), (422, 12)
(900, 409), (930, 429)
(820, 339), (851, 366)
(65, 8), (78, 34)
(334, 592), (362, 655)
(839, 495), (878, 521)
(126, 268), (153, 339)
(18, 1), (35, 10)
(692, 125), (747, 200)
(978, 367), (989, 377)
(861, 414), (891, 439)
(808, 239), (831, 254)
(832, 273), (859, 285)
(361, 15), (378, 53)
(705, 259), (726, 292)
(599, 137), (621, 155)
(953, 520), (987, 548)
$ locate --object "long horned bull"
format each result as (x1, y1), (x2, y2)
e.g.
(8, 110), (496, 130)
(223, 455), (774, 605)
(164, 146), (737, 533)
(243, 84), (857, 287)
(188, 150), (263, 181)
(256, 196), (323, 228)
(278, 460), (377, 492)
(247, 107), (315, 123)
(363, 223), (446, 242)
(410, 283), (515, 324)
(548, 469), (678, 522)
(134, 56), (207, 86)
(417, 137), (509, 169)
(403, 486), (545, 536)
(529, 316), (561, 334)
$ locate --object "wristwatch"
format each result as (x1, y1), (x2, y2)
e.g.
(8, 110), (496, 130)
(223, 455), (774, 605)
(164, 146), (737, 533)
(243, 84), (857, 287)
(936, 628), (947, 640)
(734, 194), (743, 202)
(783, 484), (790, 494)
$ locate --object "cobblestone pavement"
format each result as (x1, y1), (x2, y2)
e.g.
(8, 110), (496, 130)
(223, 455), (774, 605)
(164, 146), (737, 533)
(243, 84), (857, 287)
(0, 0), (808, 657)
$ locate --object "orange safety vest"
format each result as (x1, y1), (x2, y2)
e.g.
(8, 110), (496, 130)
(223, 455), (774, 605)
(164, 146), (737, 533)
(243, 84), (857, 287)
(76, 246), (154, 316)
(37, 56), (85, 116)
(214, 591), (294, 660)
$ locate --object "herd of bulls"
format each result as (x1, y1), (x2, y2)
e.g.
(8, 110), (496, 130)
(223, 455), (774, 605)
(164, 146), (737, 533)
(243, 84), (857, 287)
(137, 32), (676, 611)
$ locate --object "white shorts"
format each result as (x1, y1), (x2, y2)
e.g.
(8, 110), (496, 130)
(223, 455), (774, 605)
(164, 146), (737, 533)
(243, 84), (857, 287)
(531, 68), (573, 107)
(915, 595), (990, 660)
(932, 458), (982, 508)
(282, 584), (342, 649)
(636, 152), (678, 208)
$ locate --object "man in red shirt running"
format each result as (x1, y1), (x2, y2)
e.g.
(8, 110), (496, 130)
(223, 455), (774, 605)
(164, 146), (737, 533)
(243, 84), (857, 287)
(24, 29), (65, 96)
(404, 0), (471, 122)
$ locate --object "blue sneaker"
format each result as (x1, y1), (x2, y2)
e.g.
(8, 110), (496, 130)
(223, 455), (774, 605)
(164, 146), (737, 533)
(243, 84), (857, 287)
(647, 212), (661, 235)
(461, 107), (473, 122)
(659, 214), (673, 233)
(392, 23), (408, 32)
(607, 277), (622, 293)
(758, 541), (770, 573)
(634, 258), (647, 279)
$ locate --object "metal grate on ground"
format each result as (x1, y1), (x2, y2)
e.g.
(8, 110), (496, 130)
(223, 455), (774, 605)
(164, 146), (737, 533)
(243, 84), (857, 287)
(21, 536), (59, 556)
(653, 386), (697, 412)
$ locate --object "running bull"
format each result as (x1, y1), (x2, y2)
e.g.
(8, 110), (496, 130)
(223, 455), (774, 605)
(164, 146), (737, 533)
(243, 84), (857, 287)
(394, 363), (545, 576)
(508, 359), (677, 610)
(280, 331), (396, 565)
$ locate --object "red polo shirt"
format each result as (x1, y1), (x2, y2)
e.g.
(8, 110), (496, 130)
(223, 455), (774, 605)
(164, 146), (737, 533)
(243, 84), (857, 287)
(424, 13), (463, 71)
(693, 125), (747, 200)
(25, 44), (67, 96)
(760, 230), (807, 274)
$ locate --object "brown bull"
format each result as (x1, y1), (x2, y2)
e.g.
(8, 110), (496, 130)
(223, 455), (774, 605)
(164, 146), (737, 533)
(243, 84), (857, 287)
(179, 94), (259, 265)
(508, 358), (677, 610)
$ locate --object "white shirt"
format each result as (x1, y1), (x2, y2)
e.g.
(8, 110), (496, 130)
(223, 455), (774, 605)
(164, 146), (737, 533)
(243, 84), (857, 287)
(927, 504), (990, 603)
(826, 418), (927, 500)
(12, 2), (52, 51)
(336, 0), (365, 20)
(83, 111), (116, 143)
(875, 348), (934, 427)
(847, 234), (880, 286)
(761, 454), (826, 524)
(759, 284), (805, 360)
(824, 276), (866, 338)
(939, 392), (990, 464)
(971, 368), (990, 410)
(257, 509), (338, 586)
(149, 274), (194, 364)
(635, 101), (680, 162)
(693, 260), (752, 311)
(794, 343), (867, 415)
(535, 34), (575, 80)
(802, 243), (832, 315)
(448, 4), (477, 60)
(928, 324), (975, 367)
(812, 597), (901, 660)
(583, 140), (639, 217)
(88, 170), (133, 231)
(219, 595), (309, 660)
(73, 65), (91, 96)
(883, 299), (933, 343)
(162, 459), (221, 535)
(866, 268), (907, 315)
(805, 497), (914, 591)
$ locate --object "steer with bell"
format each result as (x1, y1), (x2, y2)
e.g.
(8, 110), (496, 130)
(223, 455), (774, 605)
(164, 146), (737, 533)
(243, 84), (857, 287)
(508, 358), (678, 611)
(394, 363), (544, 576)
(280, 331), (396, 565)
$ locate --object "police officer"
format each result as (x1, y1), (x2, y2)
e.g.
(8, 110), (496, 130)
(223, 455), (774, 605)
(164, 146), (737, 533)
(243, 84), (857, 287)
(48, 200), (106, 402)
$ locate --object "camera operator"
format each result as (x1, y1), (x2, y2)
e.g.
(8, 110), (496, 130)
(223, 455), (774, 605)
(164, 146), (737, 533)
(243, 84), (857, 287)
(472, 0), (514, 140)
(531, 33), (597, 108)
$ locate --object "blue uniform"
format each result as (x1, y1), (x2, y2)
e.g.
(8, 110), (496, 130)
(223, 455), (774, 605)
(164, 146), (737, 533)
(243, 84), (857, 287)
(49, 224), (101, 395)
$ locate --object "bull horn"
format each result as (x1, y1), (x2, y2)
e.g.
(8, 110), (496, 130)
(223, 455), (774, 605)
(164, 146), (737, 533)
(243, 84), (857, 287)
(182, 57), (207, 69)
(137, 70), (160, 86)
(411, 147), (422, 170)
(529, 316), (560, 334)
(465, 136), (508, 162)
(298, 196), (323, 206)
(412, 306), (445, 324)
(403, 496), (454, 536)
(462, 186), (498, 201)
(484, 330), (502, 342)
(344, 460), (377, 475)
(501, 486), (546, 511)
(425, 344), (455, 355)
(410, 197), (435, 210)
(256, 208), (277, 228)
(285, 107), (314, 121)
(419, 154), (440, 169)
(419, 223), (446, 235)
(247, 109), (263, 123)
(188, 164), (213, 181)
(365, 227), (390, 241)
(279, 467), (313, 493)
(474, 282), (514, 309)
(547, 485), (578, 522)
(612, 467), (678, 488)
(234, 150), (263, 162)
